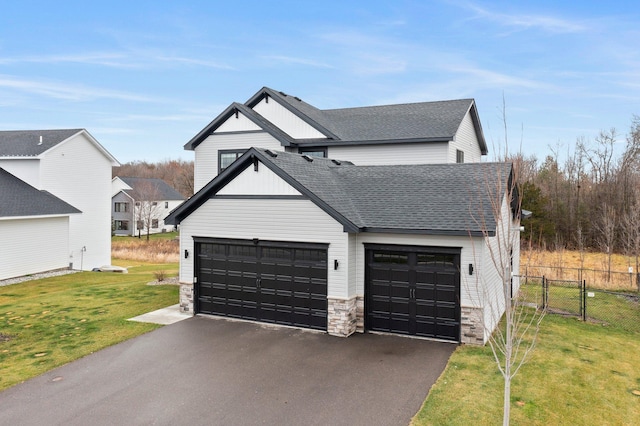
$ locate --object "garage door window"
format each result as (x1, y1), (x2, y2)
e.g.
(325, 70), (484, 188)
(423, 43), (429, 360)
(373, 252), (408, 264)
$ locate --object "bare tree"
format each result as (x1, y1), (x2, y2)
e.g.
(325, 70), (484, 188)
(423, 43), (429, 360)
(133, 180), (163, 241)
(595, 203), (616, 282)
(621, 198), (640, 290)
(469, 163), (545, 426)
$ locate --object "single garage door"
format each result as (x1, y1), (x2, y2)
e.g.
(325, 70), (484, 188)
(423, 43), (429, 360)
(194, 238), (328, 330)
(365, 245), (460, 342)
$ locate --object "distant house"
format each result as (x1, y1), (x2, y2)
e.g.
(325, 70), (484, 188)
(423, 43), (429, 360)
(111, 177), (184, 236)
(165, 87), (521, 345)
(0, 129), (119, 278)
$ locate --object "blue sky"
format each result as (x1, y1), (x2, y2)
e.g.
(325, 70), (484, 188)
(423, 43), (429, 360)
(1, 0), (638, 163)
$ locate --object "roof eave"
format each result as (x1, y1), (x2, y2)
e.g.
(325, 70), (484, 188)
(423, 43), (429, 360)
(358, 227), (493, 237)
(295, 136), (452, 147)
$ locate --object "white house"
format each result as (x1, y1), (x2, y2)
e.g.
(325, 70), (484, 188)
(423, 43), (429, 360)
(166, 88), (519, 345)
(111, 176), (185, 236)
(186, 87), (487, 192)
(0, 168), (81, 280)
(0, 129), (120, 274)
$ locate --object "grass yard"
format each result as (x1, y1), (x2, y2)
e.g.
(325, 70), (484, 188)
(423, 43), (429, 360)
(0, 260), (178, 391)
(412, 314), (640, 425)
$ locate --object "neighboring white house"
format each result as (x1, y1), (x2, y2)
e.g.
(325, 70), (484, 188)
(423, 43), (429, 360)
(0, 168), (81, 280)
(0, 129), (120, 274)
(111, 176), (184, 236)
(165, 87), (520, 345)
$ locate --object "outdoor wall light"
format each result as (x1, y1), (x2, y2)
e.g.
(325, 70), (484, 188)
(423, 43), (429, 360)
(469, 263), (474, 275)
(334, 259), (339, 270)
(184, 249), (189, 259)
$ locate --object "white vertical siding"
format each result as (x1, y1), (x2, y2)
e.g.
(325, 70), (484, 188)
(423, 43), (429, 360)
(0, 159), (41, 188)
(193, 132), (282, 192)
(253, 98), (326, 139)
(214, 112), (261, 133)
(451, 110), (483, 163)
(40, 133), (113, 270)
(179, 198), (349, 298)
(217, 163), (302, 196)
(328, 142), (450, 165)
(0, 217), (70, 280)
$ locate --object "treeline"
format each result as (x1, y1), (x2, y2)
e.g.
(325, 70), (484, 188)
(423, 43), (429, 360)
(515, 116), (640, 260)
(113, 159), (194, 198)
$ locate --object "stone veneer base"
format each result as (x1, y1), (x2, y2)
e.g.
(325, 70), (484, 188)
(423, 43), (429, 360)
(327, 296), (358, 337)
(460, 306), (485, 345)
(179, 282), (194, 315)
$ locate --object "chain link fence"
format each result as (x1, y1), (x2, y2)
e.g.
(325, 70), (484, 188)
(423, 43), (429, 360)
(517, 275), (640, 334)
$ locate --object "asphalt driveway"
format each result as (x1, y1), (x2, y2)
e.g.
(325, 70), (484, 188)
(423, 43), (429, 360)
(0, 316), (455, 425)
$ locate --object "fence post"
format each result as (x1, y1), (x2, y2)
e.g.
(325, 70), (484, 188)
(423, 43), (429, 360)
(582, 280), (587, 321)
(542, 275), (547, 310)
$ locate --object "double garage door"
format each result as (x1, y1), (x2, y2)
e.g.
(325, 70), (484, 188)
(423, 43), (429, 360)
(194, 239), (460, 341)
(194, 238), (328, 330)
(365, 245), (461, 342)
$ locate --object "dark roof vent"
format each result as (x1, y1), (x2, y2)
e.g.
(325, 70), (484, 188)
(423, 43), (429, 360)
(301, 155), (314, 162)
(265, 149), (278, 158)
(331, 159), (341, 165)
(279, 91), (287, 97)
(294, 97), (301, 101)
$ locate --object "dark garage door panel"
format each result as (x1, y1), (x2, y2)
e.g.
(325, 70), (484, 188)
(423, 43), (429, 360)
(195, 239), (328, 331)
(366, 246), (461, 342)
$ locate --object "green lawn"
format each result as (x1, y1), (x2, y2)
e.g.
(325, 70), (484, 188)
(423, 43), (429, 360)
(413, 314), (640, 425)
(0, 260), (178, 391)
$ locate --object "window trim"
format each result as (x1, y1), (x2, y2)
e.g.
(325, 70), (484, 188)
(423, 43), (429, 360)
(456, 149), (464, 164)
(298, 147), (327, 158)
(218, 149), (247, 174)
(114, 202), (129, 213)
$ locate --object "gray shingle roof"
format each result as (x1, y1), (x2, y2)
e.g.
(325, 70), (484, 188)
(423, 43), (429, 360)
(185, 87), (487, 153)
(118, 177), (185, 201)
(0, 168), (81, 217)
(166, 148), (512, 236)
(275, 91), (474, 143)
(0, 129), (83, 157)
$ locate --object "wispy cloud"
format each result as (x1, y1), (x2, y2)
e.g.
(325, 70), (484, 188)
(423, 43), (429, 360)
(260, 55), (334, 69)
(0, 53), (140, 69)
(0, 75), (156, 102)
(454, 1), (587, 34)
(0, 51), (234, 70)
(154, 56), (234, 69)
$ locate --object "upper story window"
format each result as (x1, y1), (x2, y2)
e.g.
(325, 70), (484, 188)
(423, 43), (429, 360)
(298, 147), (327, 158)
(165, 201), (169, 209)
(219, 149), (247, 173)
(456, 149), (464, 164)
(114, 202), (129, 212)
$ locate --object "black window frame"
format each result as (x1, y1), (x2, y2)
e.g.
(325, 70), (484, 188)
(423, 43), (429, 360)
(456, 149), (464, 163)
(218, 149), (247, 174)
(114, 220), (129, 231)
(298, 147), (327, 158)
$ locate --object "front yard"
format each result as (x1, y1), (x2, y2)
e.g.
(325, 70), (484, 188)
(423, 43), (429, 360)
(0, 260), (178, 391)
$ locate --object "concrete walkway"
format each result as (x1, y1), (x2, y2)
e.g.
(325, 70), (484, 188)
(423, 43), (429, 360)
(127, 304), (191, 325)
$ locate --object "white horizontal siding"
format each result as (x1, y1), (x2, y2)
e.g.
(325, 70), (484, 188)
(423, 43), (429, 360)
(351, 233), (484, 308)
(0, 159), (41, 188)
(214, 112), (262, 133)
(451, 110), (483, 163)
(179, 198), (349, 298)
(40, 133), (112, 270)
(253, 98), (326, 139)
(480, 197), (520, 339)
(0, 217), (70, 280)
(328, 142), (449, 165)
(193, 132), (282, 192)
(217, 162), (302, 196)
